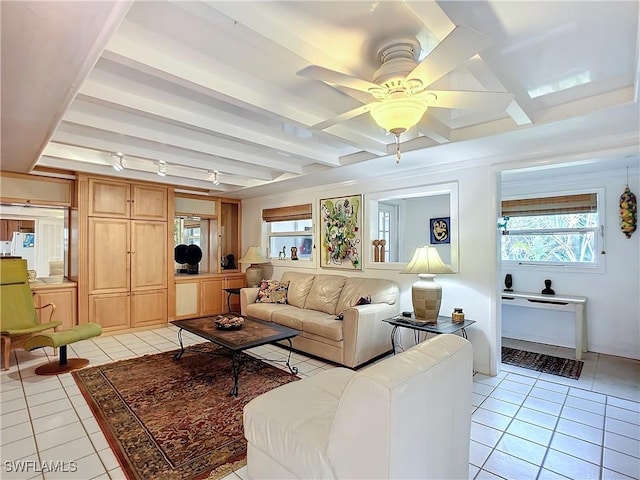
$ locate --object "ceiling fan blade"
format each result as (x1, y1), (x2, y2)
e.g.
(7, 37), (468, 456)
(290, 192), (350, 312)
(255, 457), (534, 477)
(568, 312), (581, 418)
(298, 65), (380, 94)
(426, 90), (514, 111)
(407, 26), (491, 87)
(311, 103), (376, 130)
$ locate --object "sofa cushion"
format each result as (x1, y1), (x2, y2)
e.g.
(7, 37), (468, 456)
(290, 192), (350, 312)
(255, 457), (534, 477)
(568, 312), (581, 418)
(280, 272), (315, 308)
(272, 308), (343, 341)
(245, 303), (291, 322)
(304, 274), (347, 315)
(336, 277), (398, 314)
(256, 279), (290, 304)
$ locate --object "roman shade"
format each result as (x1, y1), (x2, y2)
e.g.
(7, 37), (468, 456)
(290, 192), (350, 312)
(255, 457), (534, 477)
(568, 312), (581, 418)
(502, 193), (597, 217)
(262, 204), (312, 222)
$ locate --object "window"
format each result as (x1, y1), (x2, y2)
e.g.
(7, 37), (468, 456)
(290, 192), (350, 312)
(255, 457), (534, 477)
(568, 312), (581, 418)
(263, 204), (313, 260)
(500, 192), (601, 267)
(378, 202), (399, 262)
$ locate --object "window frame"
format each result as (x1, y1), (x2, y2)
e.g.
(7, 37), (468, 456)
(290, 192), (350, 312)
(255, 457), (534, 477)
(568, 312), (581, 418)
(500, 188), (605, 272)
(262, 204), (314, 265)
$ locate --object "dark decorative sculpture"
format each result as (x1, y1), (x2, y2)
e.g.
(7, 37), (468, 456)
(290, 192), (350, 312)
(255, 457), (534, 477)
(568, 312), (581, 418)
(291, 246), (298, 260)
(504, 274), (513, 292)
(541, 279), (555, 295)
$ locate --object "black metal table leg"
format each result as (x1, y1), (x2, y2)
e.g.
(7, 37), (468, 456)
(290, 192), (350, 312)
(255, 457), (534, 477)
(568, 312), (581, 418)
(173, 328), (185, 361)
(226, 292), (232, 313)
(284, 338), (299, 375)
(230, 352), (241, 396)
(390, 325), (398, 355)
(461, 328), (468, 339)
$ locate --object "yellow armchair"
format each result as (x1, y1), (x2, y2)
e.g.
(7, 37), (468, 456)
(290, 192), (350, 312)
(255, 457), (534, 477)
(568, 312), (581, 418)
(0, 258), (62, 370)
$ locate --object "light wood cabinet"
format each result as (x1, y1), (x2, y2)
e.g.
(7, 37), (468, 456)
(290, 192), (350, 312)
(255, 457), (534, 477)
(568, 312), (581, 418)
(88, 178), (167, 221)
(32, 284), (77, 331)
(174, 274), (245, 320)
(81, 176), (169, 332)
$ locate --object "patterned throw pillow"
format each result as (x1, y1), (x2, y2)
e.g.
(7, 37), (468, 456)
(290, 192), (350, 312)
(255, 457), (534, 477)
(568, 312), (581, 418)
(256, 279), (290, 304)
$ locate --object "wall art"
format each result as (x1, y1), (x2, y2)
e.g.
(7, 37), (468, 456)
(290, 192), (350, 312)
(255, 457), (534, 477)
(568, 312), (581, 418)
(430, 217), (450, 244)
(320, 194), (362, 270)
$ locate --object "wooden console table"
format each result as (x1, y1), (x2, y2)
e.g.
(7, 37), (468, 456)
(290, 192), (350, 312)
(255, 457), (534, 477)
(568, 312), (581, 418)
(501, 291), (587, 360)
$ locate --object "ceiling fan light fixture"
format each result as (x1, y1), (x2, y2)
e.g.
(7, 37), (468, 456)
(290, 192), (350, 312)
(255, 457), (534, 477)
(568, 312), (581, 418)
(369, 96), (428, 135)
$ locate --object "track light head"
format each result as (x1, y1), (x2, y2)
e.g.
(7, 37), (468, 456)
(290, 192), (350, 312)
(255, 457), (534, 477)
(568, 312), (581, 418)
(111, 152), (126, 172)
(157, 160), (167, 176)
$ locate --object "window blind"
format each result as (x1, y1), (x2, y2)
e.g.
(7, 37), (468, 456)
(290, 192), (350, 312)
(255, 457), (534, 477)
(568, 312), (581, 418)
(262, 204), (312, 222)
(502, 193), (597, 217)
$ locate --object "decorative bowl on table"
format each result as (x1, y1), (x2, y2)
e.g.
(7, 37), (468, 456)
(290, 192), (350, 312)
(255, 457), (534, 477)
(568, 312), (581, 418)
(214, 315), (245, 330)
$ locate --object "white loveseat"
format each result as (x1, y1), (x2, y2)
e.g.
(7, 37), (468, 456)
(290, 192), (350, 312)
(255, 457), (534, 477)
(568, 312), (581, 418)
(240, 271), (399, 368)
(243, 334), (473, 479)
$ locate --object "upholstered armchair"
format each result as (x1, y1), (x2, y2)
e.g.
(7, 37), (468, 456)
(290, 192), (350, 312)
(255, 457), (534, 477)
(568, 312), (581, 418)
(243, 334), (473, 479)
(0, 258), (62, 370)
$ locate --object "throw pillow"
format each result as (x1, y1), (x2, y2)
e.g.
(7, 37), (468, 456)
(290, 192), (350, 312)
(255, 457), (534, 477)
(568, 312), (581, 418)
(256, 279), (290, 304)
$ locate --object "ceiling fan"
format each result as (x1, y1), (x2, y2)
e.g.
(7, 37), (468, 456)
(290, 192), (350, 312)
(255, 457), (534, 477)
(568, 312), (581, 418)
(298, 26), (514, 162)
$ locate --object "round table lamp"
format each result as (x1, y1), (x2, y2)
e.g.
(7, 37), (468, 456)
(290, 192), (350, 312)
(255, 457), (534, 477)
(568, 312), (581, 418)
(238, 246), (269, 287)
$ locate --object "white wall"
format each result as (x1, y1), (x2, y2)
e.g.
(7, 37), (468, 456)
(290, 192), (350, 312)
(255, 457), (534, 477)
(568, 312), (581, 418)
(241, 162), (639, 374)
(501, 167), (640, 359)
(242, 166), (500, 375)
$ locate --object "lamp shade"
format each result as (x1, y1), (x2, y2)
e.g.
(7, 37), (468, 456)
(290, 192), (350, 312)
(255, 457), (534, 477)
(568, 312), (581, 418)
(369, 96), (429, 135)
(401, 246), (454, 275)
(401, 246), (453, 323)
(238, 246), (269, 287)
(238, 246), (269, 265)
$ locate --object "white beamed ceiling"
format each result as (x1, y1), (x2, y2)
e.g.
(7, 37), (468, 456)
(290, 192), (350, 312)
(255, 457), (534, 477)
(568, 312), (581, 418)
(2, 1), (638, 197)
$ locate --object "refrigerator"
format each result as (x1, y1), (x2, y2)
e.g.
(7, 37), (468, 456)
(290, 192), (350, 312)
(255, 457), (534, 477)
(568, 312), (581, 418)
(11, 232), (35, 270)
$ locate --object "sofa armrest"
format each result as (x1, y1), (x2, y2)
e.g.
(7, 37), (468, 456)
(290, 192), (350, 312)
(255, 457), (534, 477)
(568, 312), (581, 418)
(240, 287), (260, 315)
(342, 303), (399, 368)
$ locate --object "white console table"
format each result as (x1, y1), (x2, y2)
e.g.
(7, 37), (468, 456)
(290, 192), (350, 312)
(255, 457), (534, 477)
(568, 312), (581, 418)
(501, 291), (587, 360)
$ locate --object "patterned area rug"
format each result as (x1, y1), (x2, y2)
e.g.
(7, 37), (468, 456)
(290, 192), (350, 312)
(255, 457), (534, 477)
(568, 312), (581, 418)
(501, 347), (584, 379)
(72, 343), (298, 480)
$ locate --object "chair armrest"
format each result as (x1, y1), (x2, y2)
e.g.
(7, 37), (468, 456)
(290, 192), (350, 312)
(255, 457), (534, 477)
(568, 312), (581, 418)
(34, 303), (56, 324)
(342, 303), (399, 368)
(240, 288), (260, 315)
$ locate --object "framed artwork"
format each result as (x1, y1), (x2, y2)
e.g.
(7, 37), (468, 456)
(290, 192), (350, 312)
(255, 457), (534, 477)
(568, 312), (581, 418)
(320, 194), (363, 270)
(430, 217), (450, 244)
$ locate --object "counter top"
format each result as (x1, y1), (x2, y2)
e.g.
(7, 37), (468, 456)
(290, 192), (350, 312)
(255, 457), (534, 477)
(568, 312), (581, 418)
(29, 277), (77, 290)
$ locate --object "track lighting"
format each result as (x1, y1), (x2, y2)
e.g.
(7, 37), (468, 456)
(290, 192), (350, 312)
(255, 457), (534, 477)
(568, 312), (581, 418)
(111, 152), (126, 172)
(211, 170), (220, 186)
(157, 160), (167, 176)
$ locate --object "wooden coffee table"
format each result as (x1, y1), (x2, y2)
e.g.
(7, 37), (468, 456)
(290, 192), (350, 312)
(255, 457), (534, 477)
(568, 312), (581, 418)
(171, 315), (300, 396)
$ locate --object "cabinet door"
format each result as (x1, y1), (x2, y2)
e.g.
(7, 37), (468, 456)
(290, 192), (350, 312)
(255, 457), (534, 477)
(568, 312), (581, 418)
(89, 293), (130, 332)
(131, 289), (167, 328)
(175, 281), (199, 319)
(200, 278), (224, 316)
(34, 287), (77, 330)
(88, 179), (130, 218)
(88, 218), (130, 294)
(131, 221), (167, 291)
(131, 184), (168, 221)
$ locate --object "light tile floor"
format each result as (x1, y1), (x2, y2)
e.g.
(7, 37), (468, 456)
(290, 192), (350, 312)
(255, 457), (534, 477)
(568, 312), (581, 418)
(1, 328), (638, 480)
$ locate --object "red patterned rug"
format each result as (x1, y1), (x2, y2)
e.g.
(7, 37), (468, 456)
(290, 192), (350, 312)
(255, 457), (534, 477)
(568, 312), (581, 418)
(72, 343), (298, 480)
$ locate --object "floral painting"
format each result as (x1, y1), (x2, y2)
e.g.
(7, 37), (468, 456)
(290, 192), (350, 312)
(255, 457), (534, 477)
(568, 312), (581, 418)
(320, 195), (362, 270)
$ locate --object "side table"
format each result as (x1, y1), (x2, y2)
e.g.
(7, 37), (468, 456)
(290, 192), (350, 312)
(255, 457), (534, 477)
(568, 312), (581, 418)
(383, 315), (476, 355)
(223, 287), (242, 313)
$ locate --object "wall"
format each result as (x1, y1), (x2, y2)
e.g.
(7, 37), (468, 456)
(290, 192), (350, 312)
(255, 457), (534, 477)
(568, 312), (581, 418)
(501, 167), (640, 359)
(242, 166), (500, 375)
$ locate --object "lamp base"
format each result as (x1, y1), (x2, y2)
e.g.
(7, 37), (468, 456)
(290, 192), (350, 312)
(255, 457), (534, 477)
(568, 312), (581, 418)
(245, 264), (264, 288)
(411, 274), (442, 323)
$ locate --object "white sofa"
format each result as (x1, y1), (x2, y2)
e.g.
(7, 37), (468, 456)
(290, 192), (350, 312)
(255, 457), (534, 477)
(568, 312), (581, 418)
(240, 271), (400, 368)
(243, 334), (473, 479)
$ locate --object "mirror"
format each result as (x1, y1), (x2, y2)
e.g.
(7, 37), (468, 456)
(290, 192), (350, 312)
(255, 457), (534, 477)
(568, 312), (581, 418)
(174, 217), (214, 273)
(0, 205), (68, 279)
(366, 182), (459, 272)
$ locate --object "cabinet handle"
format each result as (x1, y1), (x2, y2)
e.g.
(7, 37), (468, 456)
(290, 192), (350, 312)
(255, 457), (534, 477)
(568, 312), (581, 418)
(131, 251), (135, 254)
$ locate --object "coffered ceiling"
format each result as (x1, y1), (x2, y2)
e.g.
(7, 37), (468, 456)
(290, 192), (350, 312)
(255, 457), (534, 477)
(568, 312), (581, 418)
(2, 1), (639, 198)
